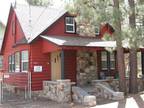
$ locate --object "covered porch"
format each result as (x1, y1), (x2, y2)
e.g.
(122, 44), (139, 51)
(41, 35), (119, 84)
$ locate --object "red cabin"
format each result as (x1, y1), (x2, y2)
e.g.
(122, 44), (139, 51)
(1, 5), (118, 91)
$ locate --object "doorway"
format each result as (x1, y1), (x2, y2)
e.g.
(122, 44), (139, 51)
(51, 51), (61, 80)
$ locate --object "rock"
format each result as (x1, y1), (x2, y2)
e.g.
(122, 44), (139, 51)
(83, 95), (96, 106)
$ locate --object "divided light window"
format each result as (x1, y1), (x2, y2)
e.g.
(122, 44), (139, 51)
(11, 54), (15, 72)
(15, 52), (20, 72)
(21, 50), (29, 72)
(101, 51), (115, 70)
(65, 17), (75, 33)
(110, 53), (115, 69)
(101, 51), (108, 70)
(8, 56), (12, 72)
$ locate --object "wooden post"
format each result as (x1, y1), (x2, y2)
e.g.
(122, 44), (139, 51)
(61, 50), (65, 79)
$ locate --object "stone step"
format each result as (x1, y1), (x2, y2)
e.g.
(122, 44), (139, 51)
(72, 86), (96, 107)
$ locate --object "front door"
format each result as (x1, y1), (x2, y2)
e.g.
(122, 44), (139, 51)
(51, 51), (61, 80)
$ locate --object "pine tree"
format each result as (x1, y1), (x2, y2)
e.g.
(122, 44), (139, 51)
(68, 0), (127, 93)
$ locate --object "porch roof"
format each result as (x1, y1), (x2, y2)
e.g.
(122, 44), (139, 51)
(41, 35), (116, 48)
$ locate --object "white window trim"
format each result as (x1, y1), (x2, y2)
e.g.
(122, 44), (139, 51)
(21, 51), (29, 72)
(21, 60), (28, 73)
(65, 17), (75, 33)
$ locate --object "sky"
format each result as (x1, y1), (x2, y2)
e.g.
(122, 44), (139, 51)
(0, 0), (67, 25)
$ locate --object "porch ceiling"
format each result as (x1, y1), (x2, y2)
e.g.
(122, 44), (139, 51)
(40, 35), (116, 48)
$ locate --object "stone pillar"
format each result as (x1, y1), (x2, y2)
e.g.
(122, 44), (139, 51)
(56, 79), (71, 102)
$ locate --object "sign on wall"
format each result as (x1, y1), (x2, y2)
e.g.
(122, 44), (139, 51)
(34, 66), (42, 72)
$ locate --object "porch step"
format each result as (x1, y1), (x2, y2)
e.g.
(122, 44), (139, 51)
(94, 83), (124, 100)
(72, 86), (96, 106)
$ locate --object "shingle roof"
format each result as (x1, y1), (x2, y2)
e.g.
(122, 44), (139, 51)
(14, 4), (66, 43)
(41, 35), (116, 47)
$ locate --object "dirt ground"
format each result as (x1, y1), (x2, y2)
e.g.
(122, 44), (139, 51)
(0, 92), (144, 108)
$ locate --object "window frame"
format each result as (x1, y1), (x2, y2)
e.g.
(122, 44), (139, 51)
(101, 51), (108, 70)
(65, 17), (76, 33)
(8, 55), (12, 73)
(15, 52), (20, 72)
(21, 50), (29, 73)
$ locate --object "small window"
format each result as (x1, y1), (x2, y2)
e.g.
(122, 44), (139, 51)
(21, 50), (29, 72)
(95, 26), (100, 35)
(65, 17), (75, 33)
(12, 21), (15, 36)
(101, 51), (107, 70)
(15, 52), (20, 72)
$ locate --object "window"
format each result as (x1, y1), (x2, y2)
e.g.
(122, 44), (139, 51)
(12, 21), (15, 36)
(11, 54), (15, 72)
(21, 51), (29, 72)
(101, 51), (107, 70)
(110, 53), (115, 69)
(0, 56), (3, 69)
(15, 52), (20, 72)
(95, 26), (100, 35)
(101, 51), (115, 70)
(65, 17), (75, 33)
(8, 56), (12, 72)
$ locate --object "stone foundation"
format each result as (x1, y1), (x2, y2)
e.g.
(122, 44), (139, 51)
(77, 51), (98, 85)
(92, 78), (144, 93)
(38, 80), (75, 103)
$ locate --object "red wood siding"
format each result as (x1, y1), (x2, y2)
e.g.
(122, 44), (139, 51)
(42, 39), (61, 53)
(2, 7), (29, 89)
(3, 73), (28, 88)
(30, 38), (50, 90)
(42, 13), (78, 37)
(64, 50), (77, 82)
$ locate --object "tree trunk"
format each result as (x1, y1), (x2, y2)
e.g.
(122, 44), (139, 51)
(113, 0), (126, 94)
(128, 0), (138, 94)
(117, 46), (127, 93)
(129, 49), (138, 93)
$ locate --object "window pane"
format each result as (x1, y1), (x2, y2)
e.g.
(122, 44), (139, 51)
(110, 61), (115, 69)
(66, 25), (74, 32)
(21, 51), (28, 61)
(110, 52), (115, 69)
(95, 26), (100, 35)
(22, 62), (28, 71)
(9, 56), (12, 72)
(101, 51), (107, 69)
(102, 61), (107, 69)
(21, 50), (29, 72)
(66, 17), (74, 24)
(15, 52), (20, 72)
(11, 55), (15, 72)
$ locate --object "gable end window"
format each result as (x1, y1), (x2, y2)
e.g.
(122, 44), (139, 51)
(65, 17), (75, 33)
(95, 26), (100, 36)
(12, 20), (16, 36)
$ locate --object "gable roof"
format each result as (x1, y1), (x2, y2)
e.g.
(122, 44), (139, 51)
(41, 35), (116, 48)
(14, 4), (66, 43)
